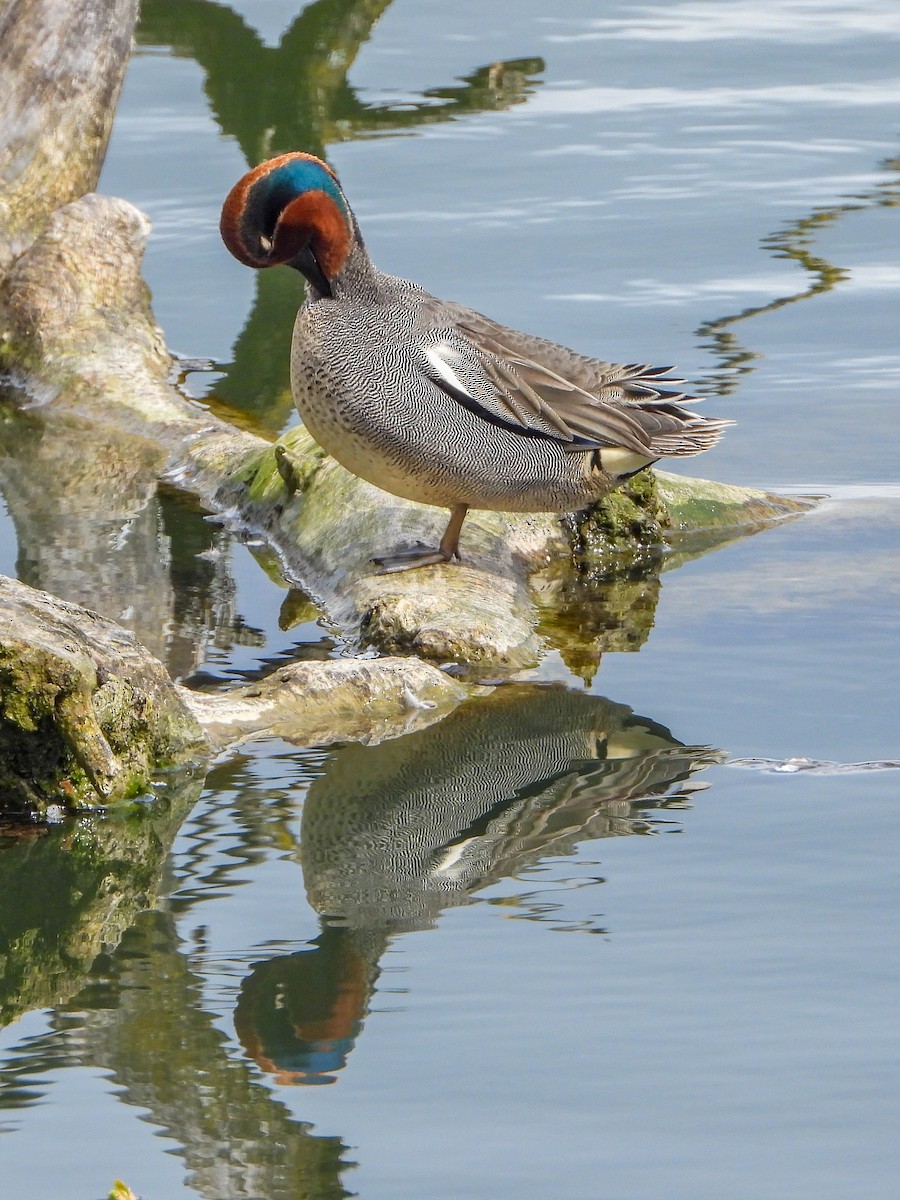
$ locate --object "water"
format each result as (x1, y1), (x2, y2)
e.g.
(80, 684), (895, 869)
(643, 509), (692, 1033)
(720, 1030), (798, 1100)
(1, 2), (899, 1197)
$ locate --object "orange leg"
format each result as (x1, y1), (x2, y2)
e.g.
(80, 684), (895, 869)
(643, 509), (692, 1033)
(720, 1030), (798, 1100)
(372, 504), (468, 574)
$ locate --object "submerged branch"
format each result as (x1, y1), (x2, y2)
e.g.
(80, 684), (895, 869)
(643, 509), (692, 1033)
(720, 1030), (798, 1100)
(0, 571), (465, 815)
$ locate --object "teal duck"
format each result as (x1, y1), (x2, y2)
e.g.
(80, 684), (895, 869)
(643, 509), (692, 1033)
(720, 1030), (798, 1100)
(221, 152), (731, 572)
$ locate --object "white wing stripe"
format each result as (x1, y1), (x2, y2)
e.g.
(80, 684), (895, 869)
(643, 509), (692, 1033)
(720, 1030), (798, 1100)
(423, 341), (475, 400)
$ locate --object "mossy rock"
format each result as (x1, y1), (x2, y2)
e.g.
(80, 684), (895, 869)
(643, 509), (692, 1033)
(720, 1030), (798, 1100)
(0, 576), (205, 815)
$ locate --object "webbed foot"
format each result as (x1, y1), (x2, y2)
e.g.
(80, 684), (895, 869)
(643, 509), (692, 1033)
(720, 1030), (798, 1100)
(371, 542), (456, 575)
(370, 504), (469, 575)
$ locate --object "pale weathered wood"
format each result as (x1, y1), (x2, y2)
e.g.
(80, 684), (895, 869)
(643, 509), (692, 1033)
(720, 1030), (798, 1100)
(0, 0), (140, 276)
(182, 655), (467, 752)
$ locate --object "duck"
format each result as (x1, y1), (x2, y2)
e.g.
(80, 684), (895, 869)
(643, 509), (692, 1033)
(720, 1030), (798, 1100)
(220, 151), (731, 572)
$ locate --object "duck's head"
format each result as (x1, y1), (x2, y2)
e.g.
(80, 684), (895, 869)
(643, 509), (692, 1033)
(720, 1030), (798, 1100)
(220, 152), (353, 298)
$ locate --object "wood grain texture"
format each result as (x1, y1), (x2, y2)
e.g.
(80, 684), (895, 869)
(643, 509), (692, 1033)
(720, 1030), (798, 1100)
(0, 0), (139, 275)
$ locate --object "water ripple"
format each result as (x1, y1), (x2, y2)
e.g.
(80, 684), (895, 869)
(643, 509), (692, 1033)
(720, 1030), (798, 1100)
(544, 1), (900, 44)
(523, 80), (900, 115)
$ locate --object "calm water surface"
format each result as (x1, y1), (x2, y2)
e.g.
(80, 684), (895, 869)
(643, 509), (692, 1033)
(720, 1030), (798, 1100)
(1, 2), (899, 1197)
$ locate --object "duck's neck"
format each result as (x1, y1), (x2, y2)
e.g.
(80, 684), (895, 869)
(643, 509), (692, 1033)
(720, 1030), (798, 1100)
(310, 217), (384, 303)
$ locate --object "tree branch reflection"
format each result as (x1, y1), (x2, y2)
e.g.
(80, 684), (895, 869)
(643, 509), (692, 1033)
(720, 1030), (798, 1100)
(697, 148), (900, 396)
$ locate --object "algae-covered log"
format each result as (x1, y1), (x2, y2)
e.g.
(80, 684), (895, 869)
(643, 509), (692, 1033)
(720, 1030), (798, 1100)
(218, 426), (812, 672)
(0, 192), (813, 678)
(0, 0), (140, 277)
(0, 572), (467, 814)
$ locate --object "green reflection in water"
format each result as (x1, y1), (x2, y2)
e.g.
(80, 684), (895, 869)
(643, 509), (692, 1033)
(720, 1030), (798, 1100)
(138, 0), (544, 430)
(0, 911), (352, 1200)
(0, 771), (202, 1029)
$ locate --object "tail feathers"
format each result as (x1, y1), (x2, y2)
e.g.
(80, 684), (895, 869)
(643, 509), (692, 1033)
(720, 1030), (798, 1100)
(648, 412), (735, 458)
(613, 365), (717, 414)
(626, 391), (734, 458)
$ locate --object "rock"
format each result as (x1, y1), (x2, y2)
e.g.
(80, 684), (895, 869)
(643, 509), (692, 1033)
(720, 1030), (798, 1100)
(0, 576), (204, 811)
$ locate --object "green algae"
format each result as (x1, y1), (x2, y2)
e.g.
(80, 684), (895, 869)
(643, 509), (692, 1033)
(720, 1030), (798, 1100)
(566, 468), (668, 565)
(0, 579), (206, 816)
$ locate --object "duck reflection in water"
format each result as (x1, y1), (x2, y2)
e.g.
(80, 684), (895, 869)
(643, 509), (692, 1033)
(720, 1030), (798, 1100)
(235, 685), (722, 1084)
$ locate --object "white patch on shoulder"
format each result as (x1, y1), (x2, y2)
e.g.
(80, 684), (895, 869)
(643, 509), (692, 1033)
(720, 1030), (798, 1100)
(423, 340), (474, 399)
(599, 446), (655, 477)
(432, 836), (477, 876)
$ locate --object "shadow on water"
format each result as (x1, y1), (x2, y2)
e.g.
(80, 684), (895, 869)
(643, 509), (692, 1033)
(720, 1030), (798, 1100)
(138, 0), (544, 431)
(0, 683), (720, 1193)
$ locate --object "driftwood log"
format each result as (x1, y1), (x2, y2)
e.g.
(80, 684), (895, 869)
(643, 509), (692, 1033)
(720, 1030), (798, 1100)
(0, 573), (466, 812)
(0, 192), (812, 677)
(0, 0), (813, 813)
(0, 0), (140, 275)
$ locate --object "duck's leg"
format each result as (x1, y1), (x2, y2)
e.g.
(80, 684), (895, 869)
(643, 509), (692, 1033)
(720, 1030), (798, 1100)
(372, 504), (468, 575)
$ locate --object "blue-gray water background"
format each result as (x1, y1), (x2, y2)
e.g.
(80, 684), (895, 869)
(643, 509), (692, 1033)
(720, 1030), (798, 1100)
(1, 2), (898, 1197)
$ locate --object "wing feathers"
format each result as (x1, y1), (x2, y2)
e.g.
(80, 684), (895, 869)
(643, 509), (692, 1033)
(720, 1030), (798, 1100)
(417, 313), (730, 462)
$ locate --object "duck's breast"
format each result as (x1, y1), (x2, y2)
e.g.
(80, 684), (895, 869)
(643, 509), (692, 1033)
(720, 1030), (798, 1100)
(290, 300), (602, 513)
